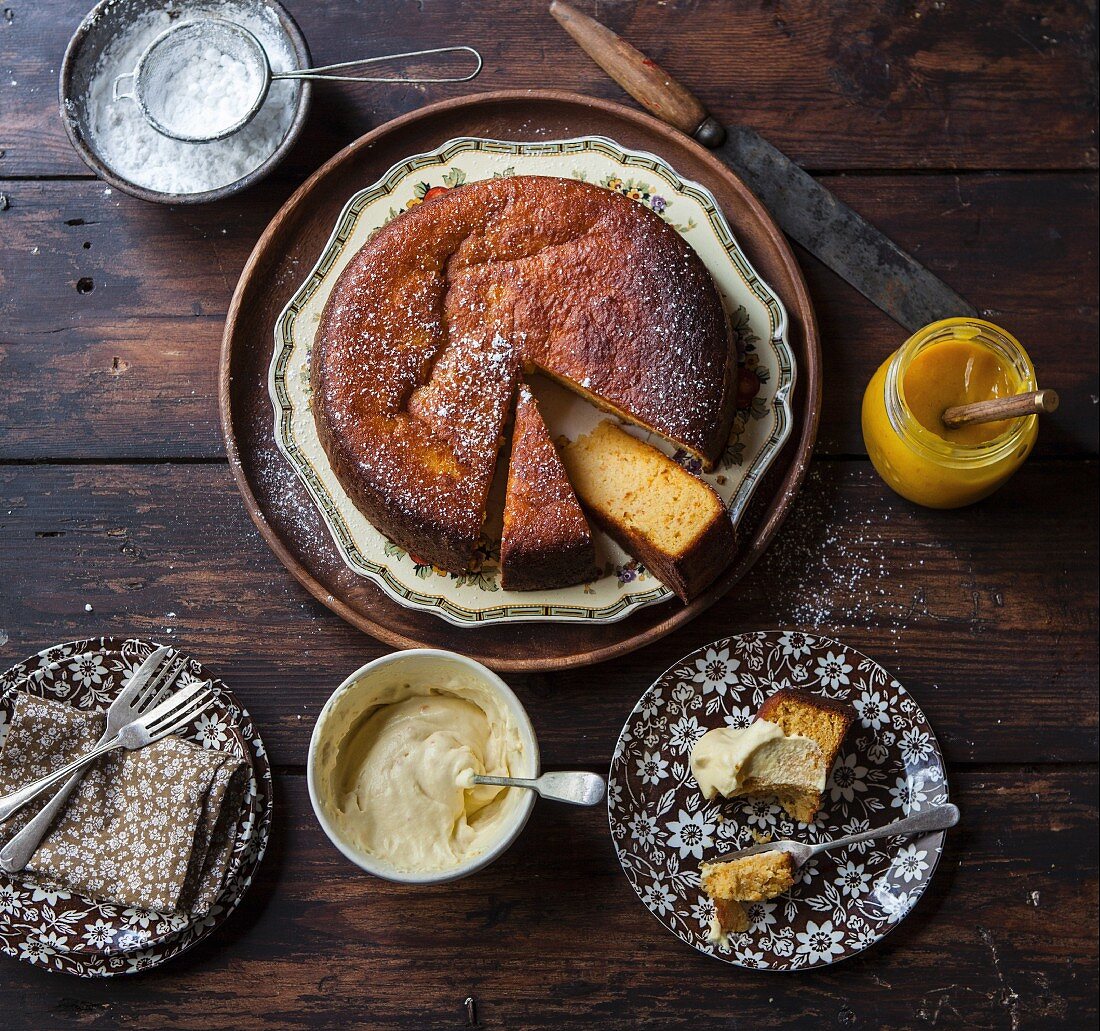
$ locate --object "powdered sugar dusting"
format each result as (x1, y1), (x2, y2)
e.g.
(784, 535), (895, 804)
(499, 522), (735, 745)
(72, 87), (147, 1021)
(81, 2), (299, 195)
(313, 176), (732, 567)
(756, 466), (927, 658)
(266, 136), (795, 623)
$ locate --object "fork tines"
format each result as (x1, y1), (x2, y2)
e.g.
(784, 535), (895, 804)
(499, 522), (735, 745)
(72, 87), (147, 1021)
(133, 650), (188, 712)
(141, 678), (216, 740)
(150, 687), (215, 741)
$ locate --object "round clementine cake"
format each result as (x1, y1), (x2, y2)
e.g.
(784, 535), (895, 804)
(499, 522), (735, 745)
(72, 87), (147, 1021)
(311, 175), (736, 576)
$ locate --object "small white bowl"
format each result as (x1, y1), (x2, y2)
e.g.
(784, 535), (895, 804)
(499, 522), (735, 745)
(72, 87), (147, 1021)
(307, 649), (539, 884)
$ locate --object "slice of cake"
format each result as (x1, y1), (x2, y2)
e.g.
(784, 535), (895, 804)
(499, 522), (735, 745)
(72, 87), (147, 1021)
(500, 384), (597, 591)
(756, 688), (855, 762)
(701, 850), (795, 941)
(691, 720), (827, 823)
(756, 689), (855, 821)
(703, 849), (796, 903)
(710, 897), (749, 940)
(689, 688), (856, 823)
(559, 420), (736, 603)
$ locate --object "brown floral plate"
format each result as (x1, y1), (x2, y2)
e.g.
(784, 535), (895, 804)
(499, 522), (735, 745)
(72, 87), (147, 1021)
(608, 631), (949, 970)
(0, 638), (273, 977)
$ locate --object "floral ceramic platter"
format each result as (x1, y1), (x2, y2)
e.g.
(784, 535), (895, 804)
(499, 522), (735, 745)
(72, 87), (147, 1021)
(0, 638), (272, 977)
(608, 631), (949, 970)
(270, 135), (795, 627)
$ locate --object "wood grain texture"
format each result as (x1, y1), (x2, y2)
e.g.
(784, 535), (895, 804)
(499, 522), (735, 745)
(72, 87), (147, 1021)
(0, 768), (1095, 1029)
(1, 460), (1095, 766)
(1, 1), (1096, 177)
(549, 1), (712, 136)
(2, 173), (1094, 460)
(942, 389), (1059, 430)
(0, 0), (1096, 1019)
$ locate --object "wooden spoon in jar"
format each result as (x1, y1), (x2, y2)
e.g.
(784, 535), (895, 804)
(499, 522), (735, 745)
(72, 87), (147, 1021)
(941, 389), (1059, 430)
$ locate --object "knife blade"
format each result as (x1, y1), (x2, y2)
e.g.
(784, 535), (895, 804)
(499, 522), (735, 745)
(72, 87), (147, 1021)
(549, 1), (978, 332)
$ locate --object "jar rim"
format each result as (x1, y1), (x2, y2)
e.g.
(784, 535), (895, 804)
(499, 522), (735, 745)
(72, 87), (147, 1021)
(885, 318), (1037, 467)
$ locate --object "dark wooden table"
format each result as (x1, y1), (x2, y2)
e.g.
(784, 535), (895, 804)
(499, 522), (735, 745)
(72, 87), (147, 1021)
(1, 1), (1097, 1027)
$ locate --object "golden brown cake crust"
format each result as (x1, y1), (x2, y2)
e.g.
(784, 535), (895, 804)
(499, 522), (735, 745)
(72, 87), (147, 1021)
(500, 385), (596, 591)
(588, 502), (733, 603)
(561, 421), (737, 602)
(756, 688), (856, 763)
(311, 175), (735, 573)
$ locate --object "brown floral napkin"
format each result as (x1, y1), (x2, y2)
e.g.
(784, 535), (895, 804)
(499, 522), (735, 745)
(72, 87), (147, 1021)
(0, 692), (248, 916)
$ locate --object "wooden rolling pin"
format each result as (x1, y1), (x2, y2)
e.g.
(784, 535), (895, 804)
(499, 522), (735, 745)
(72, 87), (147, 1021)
(941, 389), (1059, 430)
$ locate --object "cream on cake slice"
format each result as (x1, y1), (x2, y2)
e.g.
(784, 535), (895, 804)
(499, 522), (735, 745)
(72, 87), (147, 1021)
(690, 720), (826, 823)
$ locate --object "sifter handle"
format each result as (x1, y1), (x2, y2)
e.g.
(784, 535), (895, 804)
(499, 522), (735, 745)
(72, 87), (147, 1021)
(112, 71), (136, 103)
(271, 46), (482, 85)
(548, 1), (725, 147)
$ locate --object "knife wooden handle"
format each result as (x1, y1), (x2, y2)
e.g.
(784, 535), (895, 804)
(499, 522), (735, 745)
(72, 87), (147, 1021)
(549, 1), (726, 147)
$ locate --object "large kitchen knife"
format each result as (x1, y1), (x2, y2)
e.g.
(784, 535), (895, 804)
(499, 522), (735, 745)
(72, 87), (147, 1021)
(549, 1), (979, 332)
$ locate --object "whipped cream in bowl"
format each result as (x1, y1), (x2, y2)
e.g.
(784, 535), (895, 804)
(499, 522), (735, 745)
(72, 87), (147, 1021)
(307, 650), (538, 883)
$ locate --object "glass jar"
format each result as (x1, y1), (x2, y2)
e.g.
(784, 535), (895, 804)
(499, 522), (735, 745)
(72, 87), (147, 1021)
(861, 318), (1038, 508)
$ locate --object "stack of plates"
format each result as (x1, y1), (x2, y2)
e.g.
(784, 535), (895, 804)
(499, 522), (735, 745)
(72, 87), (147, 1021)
(0, 638), (272, 977)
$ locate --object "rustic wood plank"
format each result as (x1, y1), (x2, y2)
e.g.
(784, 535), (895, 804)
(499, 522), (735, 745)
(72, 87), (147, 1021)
(0, 178), (289, 323)
(2, 1), (1096, 179)
(0, 317), (226, 460)
(0, 767), (1094, 1028)
(1, 173), (1096, 459)
(1, 460), (1095, 766)
(1, 1), (1095, 1025)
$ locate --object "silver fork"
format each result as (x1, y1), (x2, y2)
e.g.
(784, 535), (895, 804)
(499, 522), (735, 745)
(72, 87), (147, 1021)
(706, 803), (960, 872)
(0, 677), (216, 824)
(0, 645), (185, 872)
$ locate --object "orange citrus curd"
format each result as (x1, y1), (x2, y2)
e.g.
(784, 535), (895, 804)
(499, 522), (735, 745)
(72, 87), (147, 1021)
(903, 340), (1014, 445)
(861, 318), (1038, 509)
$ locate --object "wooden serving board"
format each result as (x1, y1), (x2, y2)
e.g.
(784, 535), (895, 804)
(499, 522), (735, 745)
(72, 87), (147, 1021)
(219, 89), (821, 671)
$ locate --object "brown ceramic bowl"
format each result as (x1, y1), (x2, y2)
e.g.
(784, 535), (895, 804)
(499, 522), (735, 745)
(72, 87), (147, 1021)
(59, 0), (311, 204)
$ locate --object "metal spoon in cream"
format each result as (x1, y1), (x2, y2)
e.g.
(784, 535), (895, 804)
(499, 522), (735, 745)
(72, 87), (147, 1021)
(319, 675), (526, 874)
(457, 768), (605, 806)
